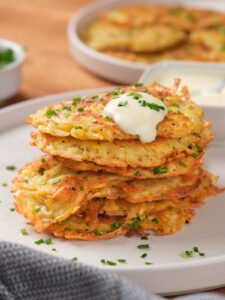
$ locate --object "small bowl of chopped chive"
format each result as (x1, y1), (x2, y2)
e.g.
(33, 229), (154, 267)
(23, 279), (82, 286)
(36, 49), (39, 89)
(0, 39), (26, 102)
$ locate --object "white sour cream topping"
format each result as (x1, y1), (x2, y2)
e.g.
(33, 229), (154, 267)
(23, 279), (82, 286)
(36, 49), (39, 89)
(104, 92), (167, 143)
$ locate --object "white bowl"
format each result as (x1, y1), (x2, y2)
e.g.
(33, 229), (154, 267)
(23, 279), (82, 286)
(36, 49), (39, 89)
(139, 61), (225, 143)
(0, 39), (26, 102)
(67, 0), (225, 84)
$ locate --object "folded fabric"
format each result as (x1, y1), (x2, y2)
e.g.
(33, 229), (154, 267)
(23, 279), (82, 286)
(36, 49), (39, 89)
(0, 242), (225, 300)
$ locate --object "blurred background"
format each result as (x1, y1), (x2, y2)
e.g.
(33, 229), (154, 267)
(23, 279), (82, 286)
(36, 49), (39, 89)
(0, 0), (112, 107)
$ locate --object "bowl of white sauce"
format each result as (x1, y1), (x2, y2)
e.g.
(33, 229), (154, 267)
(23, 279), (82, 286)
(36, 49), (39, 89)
(139, 61), (225, 143)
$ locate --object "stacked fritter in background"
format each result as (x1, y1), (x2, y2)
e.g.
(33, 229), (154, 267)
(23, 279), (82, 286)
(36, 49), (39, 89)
(82, 5), (225, 64)
(12, 83), (222, 240)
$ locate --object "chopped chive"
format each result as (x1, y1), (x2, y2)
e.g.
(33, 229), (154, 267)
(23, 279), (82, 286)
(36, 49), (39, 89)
(139, 215), (147, 221)
(107, 260), (117, 266)
(133, 171), (140, 176)
(173, 103), (179, 108)
(100, 259), (106, 264)
(77, 107), (84, 112)
(91, 94), (98, 99)
(145, 262), (153, 265)
(76, 229), (84, 233)
(103, 114), (109, 119)
(34, 239), (44, 245)
(38, 167), (45, 174)
(10, 208), (15, 212)
(52, 248), (56, 252)
(118, 101), (128, 107)
(192, 153), (198, 158)
(134, 83), (143, 87)
(52, 145), (58, 150)
(62, 105), (71, 111)
(52, 179), (61, 185)
(177, 111), (184, 115)
(24, 179), (28, 183)
(152, 218), (159, 224)
(71, 257), (78, 261)
(34, 207), (41, 213)
(142, 89), (148, 92)
(75, 126), (83, 130)
(107, 90), (123, 96)
(41, 158), (46, 163)
(1, 182), (8, 187)
(189, 144), (195, 150)
(197, 145), (203, 153)
(62, 219), (69, 224)
(193, 247), (199, 253)
(111, 223), (121, 230)
(73, 97), (81, 101)
(141, 253), (147, 258)
(141, 236), (148, 240)
(64, 227), (72, 231)
(45, 108), (56, 117)
(185, 250), (193, 256)
(199, 253), (205, 256)
(79, 186), (84, 191)
(117, 259), (126, 263)
(153, 167), (168, 175)
(179, 161), (187, 167)
(40, 178), (47, 185)
(21, 228), (28, 235)
(130, 218), (139, 229)
(137, 244), (149, 249)
(167, 109), (173, 113)
(6, 165), (16, 171)
(146, 102), (165, 112)
(45, 238), (52, 245)
(51, 216), (56, 219)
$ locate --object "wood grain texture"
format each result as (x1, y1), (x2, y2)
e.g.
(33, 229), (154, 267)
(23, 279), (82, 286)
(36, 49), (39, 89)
(0, 0), (113, 107)
(0, 0), (225, 295)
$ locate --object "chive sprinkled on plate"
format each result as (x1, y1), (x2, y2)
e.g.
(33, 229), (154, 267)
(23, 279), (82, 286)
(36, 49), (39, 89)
(34, 239), (44, 245)
(199, 253), (205, 256)
(38, 167), (45, 174)
(62, 219), (69, 224)
(1, 182), (8, 187)
(197, 145), (203, 153)
(130, 218), (139, 229)
(192, 153), (198, 158)
(134, 83), (143, 87)
(118, 101), (128, 107)
(52, 248), (56, 252)
(71, 257), (78, 261)
(34, 207), (41, 213)
(141, 236), (148, 240)
(21, 228), (28, 235)
(52, 179), (61, 185)
(75, 126), (83, 130)
(77, 107), (84, 112)
(41, 158), (46, 163)
(193, 247), (199, 253)
(145, 262), (153, 265)
(10, 208), (15, 212)
(79, 186), (84, 191)
(137, 244), (149, 249)
(117, 259), (126, 263)
(45, 238), (52, 245)
(100, 259), (106, 264)
(107, 260), (117, 266)
(91, 95), (98, 99)
(6, 165), (16, 171)
(141, 253), (147, 258)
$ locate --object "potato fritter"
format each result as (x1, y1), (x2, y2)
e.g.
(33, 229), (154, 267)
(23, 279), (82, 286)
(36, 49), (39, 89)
(26, 84), (206, 142)
(12, 156), (210, 234)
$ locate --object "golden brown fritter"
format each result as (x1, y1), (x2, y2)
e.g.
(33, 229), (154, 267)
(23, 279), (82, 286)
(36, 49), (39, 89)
(84, 20), (187, 53)
(26, 84), (206, 142)
(12, 155), (209, 234)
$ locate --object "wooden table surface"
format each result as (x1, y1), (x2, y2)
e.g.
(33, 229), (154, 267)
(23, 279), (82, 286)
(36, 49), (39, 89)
(0, 0), (225, 296)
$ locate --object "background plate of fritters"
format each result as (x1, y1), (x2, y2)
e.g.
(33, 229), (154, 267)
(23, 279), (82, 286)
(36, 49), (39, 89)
(1, 89), (225, 295)
(68, 0), (225, 84)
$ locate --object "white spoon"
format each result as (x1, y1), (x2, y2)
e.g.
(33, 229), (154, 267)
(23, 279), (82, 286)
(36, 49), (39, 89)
(192, 77), (225, 98)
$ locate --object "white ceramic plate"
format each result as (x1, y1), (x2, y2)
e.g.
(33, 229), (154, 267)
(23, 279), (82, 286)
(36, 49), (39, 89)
(67, 0), (225, 84)
(0, 89), (225, 296)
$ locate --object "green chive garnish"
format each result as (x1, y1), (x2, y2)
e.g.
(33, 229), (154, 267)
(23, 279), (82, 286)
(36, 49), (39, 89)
(197, 145), (203, 153)
(141, 236), (148, 240)
(117, 259), (126, 263)
(118, 101), (128, 107)
(192, 153), (198, 158)
(179, 161), (187, 167)
(137, 244), (149, 249)
(91, 95), (98, 99)
(75, 126), (83, 130)
(10, 208), (15, 212)
(52, 248), (56, 252)
(71, 257), (78, 261)
(21, 228), (28, 235)
(52, 179), (61, 185)
(62, 219), (69, 224)
(100, 259), (106, 264)
(153, 167), (168, 175)
(64, 227), (72, 231)
(34, 207), (41, 213)
(141, 253), (147, 258)
(45, 108), (56, 117)
(45, 238), (52, 245)
(133, 171), (140, 176)
(41, 158), (46, 163)
(38, 167), (45, 174)
(1, 182), (7, 187)
(139, 215), (146, 221)
(134, 83), (143, 87)
(77, 107), (84, 112)
(6, 165), (16, 171)
(145, 262), (153, 265)
(193, 247), (199, 253)
(107, 260), (117, 266)
(152, 218), (159, 224)
(34, 239), (44, 245)
(199, 253), (205, 256)
(79, 186), (84, 191)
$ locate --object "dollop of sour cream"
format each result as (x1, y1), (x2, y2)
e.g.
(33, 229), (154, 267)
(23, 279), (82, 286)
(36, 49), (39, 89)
(104, 92), (167, 143)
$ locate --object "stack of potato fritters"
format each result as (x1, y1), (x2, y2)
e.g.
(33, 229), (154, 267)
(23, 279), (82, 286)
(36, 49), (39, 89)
(12, 83), (222, 240)
(82, 5), (225, 64)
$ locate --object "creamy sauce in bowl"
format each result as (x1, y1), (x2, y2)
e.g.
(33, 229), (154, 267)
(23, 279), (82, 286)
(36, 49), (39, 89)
(104, 92), (167, 143)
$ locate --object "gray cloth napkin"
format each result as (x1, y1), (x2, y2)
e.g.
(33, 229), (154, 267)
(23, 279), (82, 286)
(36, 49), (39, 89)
(0, 242), (224, 300)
